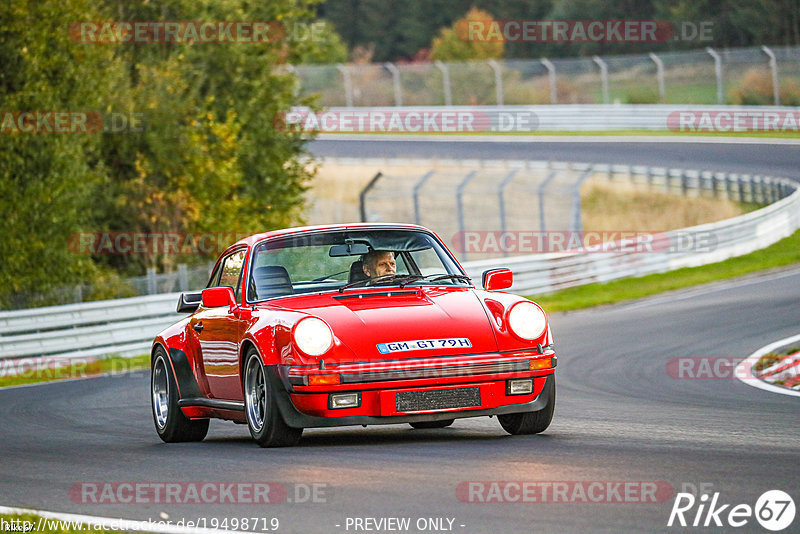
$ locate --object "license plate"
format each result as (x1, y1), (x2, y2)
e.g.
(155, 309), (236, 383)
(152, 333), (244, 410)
(377, 338), (472, 354)
(396, 387), (481, 412)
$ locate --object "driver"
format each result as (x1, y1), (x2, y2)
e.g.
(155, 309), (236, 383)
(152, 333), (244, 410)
(362, 250), (397, 278)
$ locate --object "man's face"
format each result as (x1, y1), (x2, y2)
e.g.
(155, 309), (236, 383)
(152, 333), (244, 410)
(364, 251), (396, 277)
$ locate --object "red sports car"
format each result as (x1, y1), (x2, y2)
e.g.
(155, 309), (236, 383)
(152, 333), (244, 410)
(151, 224), (556, 447)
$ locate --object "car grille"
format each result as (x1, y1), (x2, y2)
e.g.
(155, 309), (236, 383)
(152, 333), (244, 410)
(396, 387), (481, 412)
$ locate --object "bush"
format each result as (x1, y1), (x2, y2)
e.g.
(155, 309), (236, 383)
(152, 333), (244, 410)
(753, 352), (783, 372)
(729, 69), (800, 106)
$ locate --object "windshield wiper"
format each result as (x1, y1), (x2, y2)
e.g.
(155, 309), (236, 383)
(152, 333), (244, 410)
(339, 274), (424, 292)
(423, 273), (472, 283)
(338, 273), (471, 293)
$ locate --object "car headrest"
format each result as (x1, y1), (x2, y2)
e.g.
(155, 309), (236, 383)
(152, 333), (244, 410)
(349, 260), (369, 283)
(253, 265), (294, 299)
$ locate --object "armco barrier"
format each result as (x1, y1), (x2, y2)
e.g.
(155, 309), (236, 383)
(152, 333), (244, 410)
(0, 166), (798, 364)
(287, 105), (800, 132)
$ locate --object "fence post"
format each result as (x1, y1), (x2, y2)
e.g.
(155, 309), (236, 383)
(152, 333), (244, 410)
(592, 56), (610, 104)
(412, 170), (436, 225)
(359, 172), (384, 222)
(648, 52), (666, 103)
(761, 46), (780, 106)
(434, 61), (453, 106)
(384, 62), (403, 107)
(497, 169), (519, 253)
(336, 64), (354, 107)
(541, 58), (558, 104)
(178, 264), (188, 292)
(537, 168), (559, 233)
(705, 47), (724, 104)
(487, 59), (504, 105)
(146, 268), (157, 295)
(456, 171), (478, 260)
(570, 167), (594, 233)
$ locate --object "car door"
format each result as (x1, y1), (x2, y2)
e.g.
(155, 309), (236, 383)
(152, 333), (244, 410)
(192, 248), (247, 401)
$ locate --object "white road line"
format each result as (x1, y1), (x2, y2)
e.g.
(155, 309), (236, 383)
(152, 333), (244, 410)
(317, 134), (800, 145)
(617, 267), (800, 311)
(0, 505), (246, 534)
(736, 333), (800, 398)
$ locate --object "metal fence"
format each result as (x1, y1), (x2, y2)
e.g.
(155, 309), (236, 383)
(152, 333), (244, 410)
(5, 263), (213, 311)
(359, 159), (792, 262)
(1, 162), (797, 365)
(293, 46), (800, 107)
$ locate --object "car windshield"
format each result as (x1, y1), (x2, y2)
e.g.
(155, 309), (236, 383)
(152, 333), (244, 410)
(247, 229), (469, 301)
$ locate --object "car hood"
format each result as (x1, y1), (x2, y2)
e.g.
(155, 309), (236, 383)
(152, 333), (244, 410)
(274, 287), (499, 361)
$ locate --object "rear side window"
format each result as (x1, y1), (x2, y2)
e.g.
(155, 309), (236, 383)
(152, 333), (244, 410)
(218, 249), (246, 298)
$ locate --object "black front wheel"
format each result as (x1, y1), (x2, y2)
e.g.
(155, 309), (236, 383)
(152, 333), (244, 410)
(243, 350), (303, 447)
(151, 347), (209, 443)
(498, 379), (555, 435)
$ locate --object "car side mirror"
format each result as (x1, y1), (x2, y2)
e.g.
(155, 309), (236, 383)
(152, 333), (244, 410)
(482, 268), (513, 291)
(177, 291), (202, 313)
(202, 286), (237, 310)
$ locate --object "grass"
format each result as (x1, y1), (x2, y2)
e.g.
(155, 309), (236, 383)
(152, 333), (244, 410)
(581, 179), (750, 233)
(0, 353), (150, 388)
(529, 229), (800, 313)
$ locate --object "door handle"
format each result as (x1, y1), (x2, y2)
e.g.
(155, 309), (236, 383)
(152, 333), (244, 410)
(193, 322), (204, 333)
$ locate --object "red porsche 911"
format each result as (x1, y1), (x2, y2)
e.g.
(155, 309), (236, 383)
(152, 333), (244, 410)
(151, 224), (556, 447)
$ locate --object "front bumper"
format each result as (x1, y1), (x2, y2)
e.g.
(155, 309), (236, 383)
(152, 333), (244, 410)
(268, 350), (556, 429)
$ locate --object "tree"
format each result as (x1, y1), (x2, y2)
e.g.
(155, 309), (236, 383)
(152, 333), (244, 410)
(431, 7), (505, 61)
(0, 0), (124, 307)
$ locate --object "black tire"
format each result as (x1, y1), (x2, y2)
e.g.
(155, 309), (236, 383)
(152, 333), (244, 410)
(409, 419), (454, 429)
(498, 380), (555, 435)
(243, 349), (303, 447)
(151, 347), (209, 443)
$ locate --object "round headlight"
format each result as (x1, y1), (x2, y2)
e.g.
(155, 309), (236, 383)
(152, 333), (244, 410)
(507, 301), (547, 341)
(292, 317), (334, 357)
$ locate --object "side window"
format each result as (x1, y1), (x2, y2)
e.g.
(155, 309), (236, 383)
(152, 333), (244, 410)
(218, 249), (246, 299)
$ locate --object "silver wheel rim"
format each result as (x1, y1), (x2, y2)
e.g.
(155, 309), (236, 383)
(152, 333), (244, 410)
(245, 356), (266, 433)
(152, 356), (169, 429)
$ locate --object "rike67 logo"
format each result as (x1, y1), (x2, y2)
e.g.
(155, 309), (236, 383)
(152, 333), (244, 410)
(668, 488), (795, 531)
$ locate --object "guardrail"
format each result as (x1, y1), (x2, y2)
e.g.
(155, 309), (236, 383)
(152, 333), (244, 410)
(288, 104), (800, 132)
(0, 293), (181, 363)
(1, 165), (797, 365)
(461, 165), (800, 294)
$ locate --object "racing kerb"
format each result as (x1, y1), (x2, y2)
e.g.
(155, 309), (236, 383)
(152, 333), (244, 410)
(0, 167), (798, 365)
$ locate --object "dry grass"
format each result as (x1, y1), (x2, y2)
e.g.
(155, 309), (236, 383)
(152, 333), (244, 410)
(580, 178), (746, 233)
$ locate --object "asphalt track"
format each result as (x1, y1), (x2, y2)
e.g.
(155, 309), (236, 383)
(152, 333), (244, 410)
(310, 136), (800, 178)
(1, 268), (799, 533)
(1, 138), (799, 533)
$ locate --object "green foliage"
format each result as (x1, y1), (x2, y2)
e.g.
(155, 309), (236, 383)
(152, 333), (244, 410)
(431, 8), (504, 62)
(0, 0), (123, 308)
(1, 0), (344, 308)
(319, 0), (800, 61)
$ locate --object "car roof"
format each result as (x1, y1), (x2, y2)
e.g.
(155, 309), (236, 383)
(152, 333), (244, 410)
(225, 223), (432, 254)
